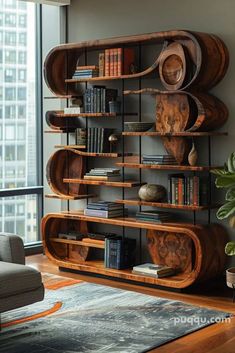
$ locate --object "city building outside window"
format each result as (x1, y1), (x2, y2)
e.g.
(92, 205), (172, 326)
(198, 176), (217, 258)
(0, 0), (42, 246)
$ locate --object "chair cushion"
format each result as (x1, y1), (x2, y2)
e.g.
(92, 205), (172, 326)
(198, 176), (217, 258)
(0, 262), (42, 298)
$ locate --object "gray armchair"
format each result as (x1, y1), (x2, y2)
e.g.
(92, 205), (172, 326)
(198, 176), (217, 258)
(0, 233), (44, 326)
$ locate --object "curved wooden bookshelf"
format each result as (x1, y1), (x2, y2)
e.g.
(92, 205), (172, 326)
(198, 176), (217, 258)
(116, 162), (221, 171)
(43, 30), (229, 289)
(42, 212), (228, 289)
(45, 193), (96, 200)
(115, 199), (220, 211)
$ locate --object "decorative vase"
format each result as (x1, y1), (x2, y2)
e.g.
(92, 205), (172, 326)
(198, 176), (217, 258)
(138, 184), (166, 202)
(226, 268), (235, 289)
(188, 142), (198, 166)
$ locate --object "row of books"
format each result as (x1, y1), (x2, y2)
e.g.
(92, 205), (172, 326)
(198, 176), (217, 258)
(84, 168), (121, 181)
(72, 65), (99, 79)
(142, 154), (177, 165)
(168, 174), (208, 206)
(105, 236), (136, 269)
(136, 210), (173, 223)
(101, 48), (135, 77)
(84, 201), (125, 218)
(83, 127), (113, 153)
(84, 87), (118, 113)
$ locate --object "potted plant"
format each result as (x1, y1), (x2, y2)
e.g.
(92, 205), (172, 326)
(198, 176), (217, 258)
(212, 152), (235, 289)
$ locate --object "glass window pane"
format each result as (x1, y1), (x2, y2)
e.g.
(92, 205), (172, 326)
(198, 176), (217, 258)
(0, 195), (38, 243)
(0, 0), (37, 189)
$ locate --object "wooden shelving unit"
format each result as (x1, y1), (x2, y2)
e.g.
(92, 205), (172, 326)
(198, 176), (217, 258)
(42, 30), (229, 289)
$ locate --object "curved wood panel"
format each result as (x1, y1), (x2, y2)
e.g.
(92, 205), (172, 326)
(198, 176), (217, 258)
(46, 110), (81, 130)
(41, 213), (228, 288)
(46, 149), (86, 197)
(44, 30), (228, 96)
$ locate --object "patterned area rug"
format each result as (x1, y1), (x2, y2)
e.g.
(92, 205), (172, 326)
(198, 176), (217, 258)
(0, 273), (230, 353)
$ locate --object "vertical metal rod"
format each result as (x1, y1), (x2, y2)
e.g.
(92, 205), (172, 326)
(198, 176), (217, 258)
(85, 48), (89, 206)
(121, 73), (125, 239)
(65, 8), (69, 212)
(138, 44), (142, 263)
(208, 136), (212, 224)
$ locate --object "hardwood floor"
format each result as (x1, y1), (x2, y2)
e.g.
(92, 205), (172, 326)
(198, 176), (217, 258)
(27, 254), (235, 353)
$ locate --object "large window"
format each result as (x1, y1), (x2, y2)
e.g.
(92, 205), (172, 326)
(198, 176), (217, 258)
(0, 0), (42, 246)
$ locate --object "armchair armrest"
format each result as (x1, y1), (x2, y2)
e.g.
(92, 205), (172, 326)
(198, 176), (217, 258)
(0, 233), (25, 265)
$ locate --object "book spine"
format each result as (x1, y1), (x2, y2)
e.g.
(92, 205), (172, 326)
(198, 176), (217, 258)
(101, 87), (105, 113)
(117, 48), (122, 76)
(87, 128), (91, 152)
(99, 53), (105, 77)
(113, 48), (117, 76)
(100, 128), (104, 152)
(97, 88), (101, 113)
(193, 176), (199, 206)
(104, 238), (109, 267)
(189, 177), (193, 205)
(171, 177), (176, 204)
(93, 87), (97, 113)
(110, 48), (114, 76)
(178, 178), (184, 205)
(167, 175), (172, 204)
(105, 49), (110, 76)
(123, 48), (135, 74)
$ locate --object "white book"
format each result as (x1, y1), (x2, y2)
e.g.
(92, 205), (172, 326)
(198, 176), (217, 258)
(132, 263), (174, 275)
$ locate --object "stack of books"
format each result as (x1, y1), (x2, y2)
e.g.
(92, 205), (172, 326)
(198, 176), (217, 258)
(86, 127), (113, 153)
(132, 263), (175, 278)
(142, 154), (177, 165)
(84, 168), (121, 181)
(168, 174), (208, 206)
(101, 48), (135, 76)
(105, 236), (136, 269)
(84, 201), (125, 218)
(72, 65), (99, 79)
(136, 210), (173, 223)
(84, 86), (118, 113)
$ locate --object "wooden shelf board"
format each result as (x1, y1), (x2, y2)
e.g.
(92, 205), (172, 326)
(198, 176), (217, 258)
(65, 74), (143, 83)
(55, 145), (86, 149)
(44, 95), (79, 99)
(115, 199), (219, 211)
(50, 237), (104, 249)
(60, 211), (192, 231)
(122, 131), (228, 137)
(53, 259), (188, 287)
(63, 178), (143, 187)
(116, 162), (222, 171)
(55, 111), (137, 118)
(60, 150), (132, 157)
(45, 193), (96, 200)
(44, 129), (75, 134)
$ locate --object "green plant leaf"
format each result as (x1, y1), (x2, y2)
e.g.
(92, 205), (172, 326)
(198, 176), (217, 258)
(211, 168), (228, 176)
(227, 152), (235, 173)
(216, 200), (235, 219)
(215, 175), (235, 188)
(226, 187), (235, 201)
(225, 242), (235, 256)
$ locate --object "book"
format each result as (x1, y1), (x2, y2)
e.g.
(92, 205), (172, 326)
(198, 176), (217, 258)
(76, 65), (99, 70)
(84, 175), (121, 181)
(132, 263), (175, 277)
(84, 209), (124, 218)
(105, 49), (110, 76)
(105, 237), (136, 269)
(109, 48), (114, 76)
(64, 107), (82, 114)
(87, 204), (123, 211)
(99, 53), (105, 77)
(117, 48), (135, 75)
(58, 232), (84, 240)
(117, 48), (122, 76)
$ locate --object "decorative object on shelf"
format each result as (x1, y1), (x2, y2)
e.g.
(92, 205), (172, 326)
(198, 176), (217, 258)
(75, 128), (87, 147)
(159, 42), (188, 91)
(108, 134), (119, 153)
(109, 100), (121, 113)
(146, 230), (192, 273)
(84, 168), (121, 181)
(124, 122), (154, 132)
(188, 142), (198, 166)
(132, 263), (175, 278)
(138, 183), (166, 202)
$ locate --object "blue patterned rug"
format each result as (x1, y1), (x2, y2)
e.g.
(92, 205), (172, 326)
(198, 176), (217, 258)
(0, 274), (230, 353)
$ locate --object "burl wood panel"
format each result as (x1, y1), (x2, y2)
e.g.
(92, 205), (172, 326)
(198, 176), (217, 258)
(146, 230), (193, 273)
(46, 149), (86, 197)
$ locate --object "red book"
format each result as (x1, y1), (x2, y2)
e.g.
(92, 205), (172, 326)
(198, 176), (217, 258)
(117, 48), (122, 76)
(123, 48), (135, 75)
(105, 49), (110, 76)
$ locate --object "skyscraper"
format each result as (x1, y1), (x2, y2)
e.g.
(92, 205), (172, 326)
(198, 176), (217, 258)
(0, 0), (37, 243)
